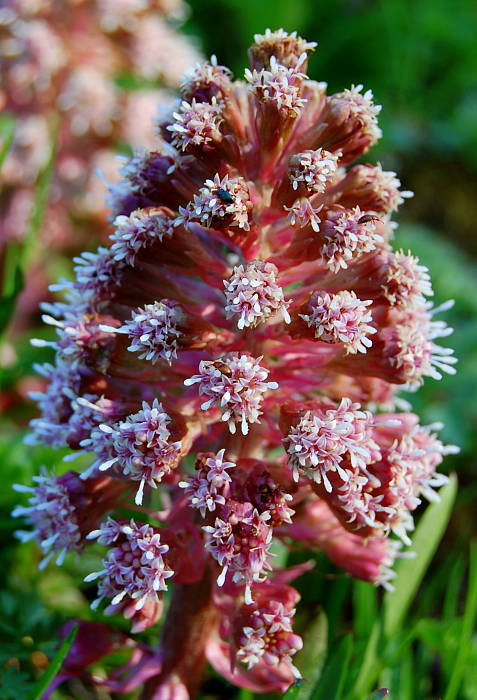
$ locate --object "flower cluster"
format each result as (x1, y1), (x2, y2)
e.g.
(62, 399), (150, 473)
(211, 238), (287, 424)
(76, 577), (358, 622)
(85, 518), (174, 631)
(184, 354), (279, 435)
(14, 29), (457, 698)
(12, 470), (124, 568)
(233, 584), (303, 676)
(179, 449), (235, 516)
(224, 260), (291, 329)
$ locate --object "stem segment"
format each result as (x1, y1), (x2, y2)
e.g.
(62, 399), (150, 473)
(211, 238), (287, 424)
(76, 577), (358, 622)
(141, 568), (217, 699)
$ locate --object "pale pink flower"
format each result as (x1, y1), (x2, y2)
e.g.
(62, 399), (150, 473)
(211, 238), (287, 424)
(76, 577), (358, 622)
(85, 518), (174, 619)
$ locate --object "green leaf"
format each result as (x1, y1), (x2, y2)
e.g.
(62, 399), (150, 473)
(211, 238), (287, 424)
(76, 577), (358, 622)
(351, 624), (381, 700)
(0, 114), (15, 170)
(283, 678), (309, 700)
(0, 258), (24, 335)
(0, 126), (55, 340)
(353, 580), (377, 640)
(291, 607), (327, 700)
(0, 666), (32, 700)
(22, 137), (56, 271)
(27, 624), (78, 700)
(353, 474), (457, 698)
(238, 689), (254, 700)
(310, 634), (353, 700)
(384, 473), (458, 638)
(444, 542), (477, 700)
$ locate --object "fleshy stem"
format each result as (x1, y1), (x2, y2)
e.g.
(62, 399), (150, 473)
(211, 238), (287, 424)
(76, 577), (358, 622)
(141, 567), (217, 699)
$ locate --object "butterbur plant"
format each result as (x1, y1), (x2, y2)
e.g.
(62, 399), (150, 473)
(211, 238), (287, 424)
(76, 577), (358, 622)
(14, 29), (458, 698)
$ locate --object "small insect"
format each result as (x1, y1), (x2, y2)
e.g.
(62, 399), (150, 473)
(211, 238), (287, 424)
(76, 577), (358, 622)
(215, 188), (235, 204)
(358, 214), (381, 224)
(212, 360), (233, 376)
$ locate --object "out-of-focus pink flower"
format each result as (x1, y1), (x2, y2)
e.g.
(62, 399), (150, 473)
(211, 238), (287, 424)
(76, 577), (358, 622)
(123, 89), (174, 151)
(0, 0), (201, 330)
(12, 469), (125, 567)
(1, 114), (50, 186)
(130, 15), (200, 87)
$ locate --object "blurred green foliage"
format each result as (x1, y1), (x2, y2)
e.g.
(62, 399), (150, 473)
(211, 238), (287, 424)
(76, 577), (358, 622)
(395, 224), (477, 458)
(185, 0), (477, 164)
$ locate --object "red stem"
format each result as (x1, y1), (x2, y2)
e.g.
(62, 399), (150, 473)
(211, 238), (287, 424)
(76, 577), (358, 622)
(141, 567), (217, 699)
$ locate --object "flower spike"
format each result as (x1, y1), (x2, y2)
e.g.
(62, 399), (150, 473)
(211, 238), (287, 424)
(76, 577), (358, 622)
(19, 29), (456, 698)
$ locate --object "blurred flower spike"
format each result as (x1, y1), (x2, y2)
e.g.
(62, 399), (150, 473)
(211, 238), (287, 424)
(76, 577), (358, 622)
(14, 28), (457, 698)
(0, 0), (200, 311)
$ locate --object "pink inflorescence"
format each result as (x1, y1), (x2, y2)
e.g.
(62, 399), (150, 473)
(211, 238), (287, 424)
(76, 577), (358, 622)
(85, 518), (174, 620)
(235, 600), (303, 674)
(15, 29), (457, 698)
(13, 470), (82, 568)
(300, 289), (376, 354)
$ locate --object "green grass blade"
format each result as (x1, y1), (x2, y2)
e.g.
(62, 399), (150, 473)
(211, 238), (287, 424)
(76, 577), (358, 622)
(0, 114), (15, 169)
(354, 474), (457, 698)
(353, 580), (377, 640)
(27, 624), (78, 700)
(310, 634), (353, 700)
(291, 607), (327, 700)
(397, 648), (412, 700)
(444, 542), (477, 700)
(0, 254), (24, 335)
(384, 473), (458, 638)
(22, 136), (56, 270)
(443, 554), (465, 621)
(352, 623), (381, 699)
(283, 679), (309, 700)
